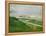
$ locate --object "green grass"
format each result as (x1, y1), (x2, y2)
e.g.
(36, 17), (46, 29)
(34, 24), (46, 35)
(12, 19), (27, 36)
(9, 17), (43, 32)
(27, 19), (42, 25)
(9, 17), (33, 32)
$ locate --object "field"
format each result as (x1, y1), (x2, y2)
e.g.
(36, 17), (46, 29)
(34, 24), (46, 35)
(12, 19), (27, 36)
(9, 16), (43, 32)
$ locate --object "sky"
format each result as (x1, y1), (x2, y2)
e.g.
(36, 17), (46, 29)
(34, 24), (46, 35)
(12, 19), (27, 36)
(10, 4), (42, 17)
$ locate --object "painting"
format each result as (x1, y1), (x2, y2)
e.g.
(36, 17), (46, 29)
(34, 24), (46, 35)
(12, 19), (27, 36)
(5, 1), (45, 35)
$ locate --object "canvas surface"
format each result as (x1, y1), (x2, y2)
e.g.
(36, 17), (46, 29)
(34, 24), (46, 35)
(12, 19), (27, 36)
(9, 4), (43, 32)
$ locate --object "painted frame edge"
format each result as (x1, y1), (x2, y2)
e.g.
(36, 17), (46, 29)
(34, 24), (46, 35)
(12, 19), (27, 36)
(5, 1), (45, 36)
